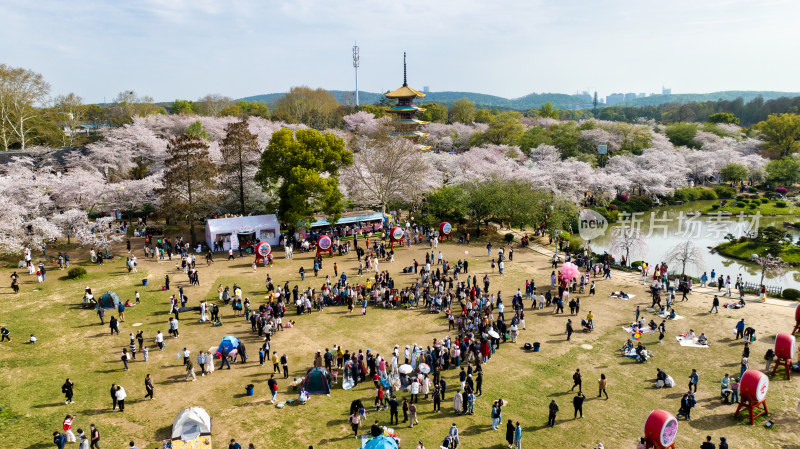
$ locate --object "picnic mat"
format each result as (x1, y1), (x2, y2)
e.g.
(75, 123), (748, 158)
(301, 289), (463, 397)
(658, 313), (684, 321)
(609, 294), (636, 300)
(622, 326), (655, 334)
(676, 336), (709, 348)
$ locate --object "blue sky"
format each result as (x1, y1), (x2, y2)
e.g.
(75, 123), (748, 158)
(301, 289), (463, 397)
(1, 0), (798, 103)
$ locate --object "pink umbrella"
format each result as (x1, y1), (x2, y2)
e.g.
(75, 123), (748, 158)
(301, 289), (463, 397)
(561, 262), (579, 282)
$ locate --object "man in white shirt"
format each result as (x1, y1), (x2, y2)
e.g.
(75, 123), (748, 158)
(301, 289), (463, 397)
(115, 386), (127, 412)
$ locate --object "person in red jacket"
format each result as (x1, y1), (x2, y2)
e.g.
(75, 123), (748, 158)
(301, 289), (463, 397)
(63, 415), (77, 443)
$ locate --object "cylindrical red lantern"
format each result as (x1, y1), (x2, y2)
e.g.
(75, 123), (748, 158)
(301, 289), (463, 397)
(317, 235), (332, 251)
(739, 369), (769, 403)
(390, 227), (404, 242)
(644, 409), (678, 449)
(255, 241), (272, 258)
(439, 222), (452, 236)
(775, 333), (796, 360)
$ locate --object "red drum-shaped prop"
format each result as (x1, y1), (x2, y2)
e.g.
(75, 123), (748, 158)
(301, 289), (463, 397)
(255, 241), (272, 257)
(644, 409), (678, 449)
(440, 222), (452, 236)
(775, 333), (796, 360)
(739, 369), (769, 403)
(795, 303), (800, 322)
(317, 235), (332, 251)
(390, 227), (404, 241)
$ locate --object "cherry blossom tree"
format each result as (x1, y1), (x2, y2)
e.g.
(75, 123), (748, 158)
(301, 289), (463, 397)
(344, 136), (439, 214)
(608, 226), (647, 266)
(664, 240), (705, 276)
(752, 253), (788, 286)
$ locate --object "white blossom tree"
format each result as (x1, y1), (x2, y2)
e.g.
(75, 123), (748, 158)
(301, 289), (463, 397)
(665, 240), (705, 276)
(608, 226), (647, 266)
(752, 254), (789, 286)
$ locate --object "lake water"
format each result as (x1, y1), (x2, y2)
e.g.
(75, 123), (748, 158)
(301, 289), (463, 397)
(588, 201), (800, 290)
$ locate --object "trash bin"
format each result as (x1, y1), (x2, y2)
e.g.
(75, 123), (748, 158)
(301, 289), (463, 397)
(533, 342), (541, 352)
(142, 279), (148, 286)
(245, 384), (255, 396)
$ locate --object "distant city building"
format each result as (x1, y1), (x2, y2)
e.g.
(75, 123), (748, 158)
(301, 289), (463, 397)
(638, 93), (647, 98)
(662, 86), (672, 95)
(624, 93), (637, 102)
(606, 93), (625, 106)
(423, 86), (430, 93)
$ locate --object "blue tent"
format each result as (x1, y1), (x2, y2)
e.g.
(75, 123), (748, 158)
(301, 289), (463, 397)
(363, 435), (398, 449)
(217, 336), (239, 355)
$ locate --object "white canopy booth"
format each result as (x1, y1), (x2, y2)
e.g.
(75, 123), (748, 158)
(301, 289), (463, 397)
(171, 407), (211, 443)
(205, 214), (280, 252)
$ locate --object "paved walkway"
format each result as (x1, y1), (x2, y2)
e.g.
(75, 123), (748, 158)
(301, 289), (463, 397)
(500, 226), (796, 309)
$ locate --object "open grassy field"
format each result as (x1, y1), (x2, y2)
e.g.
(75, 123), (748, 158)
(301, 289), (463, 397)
(1, 236), (798, 449)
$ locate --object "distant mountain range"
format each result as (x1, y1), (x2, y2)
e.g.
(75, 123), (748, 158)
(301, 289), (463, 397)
(239, 90), (800, 111)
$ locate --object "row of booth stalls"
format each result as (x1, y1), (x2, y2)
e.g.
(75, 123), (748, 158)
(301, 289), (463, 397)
(204, 215), (281, 253)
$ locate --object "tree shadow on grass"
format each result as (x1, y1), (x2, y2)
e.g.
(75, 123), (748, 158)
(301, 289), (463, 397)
(31, 402), (64, 409)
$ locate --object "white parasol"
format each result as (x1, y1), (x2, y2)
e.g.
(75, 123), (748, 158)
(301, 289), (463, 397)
(418, 363), (431, 374)
(487, 330), (500, 339)
(398, 364), (413, 374)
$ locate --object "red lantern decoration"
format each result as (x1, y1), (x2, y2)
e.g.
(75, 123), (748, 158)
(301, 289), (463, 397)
(389, 226), (405, 249)
(316, 235), (334, 258)
(254, 241), (272, 265)
(439, 222), (452, 241)
(734, 369), (770, 425)
(771, 333), (796, 380)
(643, 409), (678, 449)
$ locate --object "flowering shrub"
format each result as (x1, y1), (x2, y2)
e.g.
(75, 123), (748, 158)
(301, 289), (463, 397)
(776, 187), (788, 195)
(616, 194), (629, 202)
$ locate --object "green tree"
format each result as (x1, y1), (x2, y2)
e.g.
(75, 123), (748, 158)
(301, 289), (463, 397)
(469, 111), (523, 146)
(720, 163), (748, 183)
(473, 109), (494, 124)
(159, 134), (218, 245)
(220, 120), (260, 215)
(665, 122), (699, 148)
(422, 185), (468, 225)
(448, 98), (476, 124)
(707, 112), (740, 125)
(184, 120), (209, 140)
(764, 156), (800, 187)
(254, 128), (353, 230)
(519, 126), (552, 153)
(418, 102), (447, 123)
(756, 113), (800, 158)
(549, 122), (580, 157)
(272, 86), (338, 128)
(171, 99), (195, 115)
(538, 101), (558, 119)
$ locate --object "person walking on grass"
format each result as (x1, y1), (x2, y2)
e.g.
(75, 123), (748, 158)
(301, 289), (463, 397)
(710, 295), (719, 313)
(689, 369), (699, 393)
(573, 392), (585, 419)
(505, 419), (514, 447)
(268, 374), (278, 403)
(513, 422), (522, 449)
(547, 400), (559, 427)
(115, 385), (127, 412)
(144, 374), (154, 400)
(53, 431), (66, 449)
(62, 414), (77, 443)
(62, 378), (74, 404)
(598, 374), (608, 399)
(571, 369), (582, 392)
(89, 424), (100, 449)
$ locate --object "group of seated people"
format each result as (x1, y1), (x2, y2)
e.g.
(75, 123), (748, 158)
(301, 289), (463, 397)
(680, 329), (709, 345)
(657, 306), (678, 319)
(609, 291), (630, 299)
(655, 368), (675, 388)
(620, 339), (650, 362)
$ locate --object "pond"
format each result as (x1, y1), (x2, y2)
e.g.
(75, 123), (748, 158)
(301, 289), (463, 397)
(588, 201), (800, 290)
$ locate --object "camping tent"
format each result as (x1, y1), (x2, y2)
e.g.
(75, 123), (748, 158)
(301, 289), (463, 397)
(217, 336), (239, 355)
(95, 292), (122, 310)
(363, 435), (399, 449)
(300, 367), (332, 395)
(172, 407), (211, 441)
(205, 214), (280, 251)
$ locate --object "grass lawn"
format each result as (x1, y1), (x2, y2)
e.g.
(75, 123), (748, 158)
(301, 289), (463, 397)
(715, 241), (800, 266)
(1, 238), (799, 449)
(703, 201), (799, 216)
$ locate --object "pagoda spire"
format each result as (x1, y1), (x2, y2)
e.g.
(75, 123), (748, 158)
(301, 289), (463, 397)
(403, 52), (407, 87)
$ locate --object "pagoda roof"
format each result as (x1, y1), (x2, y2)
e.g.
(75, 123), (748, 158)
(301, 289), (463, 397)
(387, 105), (426, 112)
(390, 131), (430, 138)
(390, 119), (429, 125)
(385, 85), (426, 99)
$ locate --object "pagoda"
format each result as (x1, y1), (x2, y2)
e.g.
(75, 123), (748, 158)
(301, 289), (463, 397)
(385, 53), (431, 150)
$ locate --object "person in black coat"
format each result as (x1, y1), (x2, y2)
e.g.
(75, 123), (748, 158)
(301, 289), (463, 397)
(573, 392), (585, 418)
(547, 400), (559, 427)
(506, 419), (515, 447)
